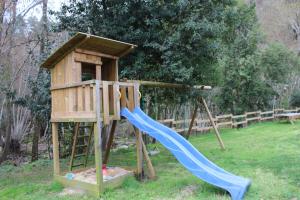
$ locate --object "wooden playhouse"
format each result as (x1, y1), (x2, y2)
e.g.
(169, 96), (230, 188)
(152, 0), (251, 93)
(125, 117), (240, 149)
(41, 32), (151, 196)
(42, 32), (224, 197)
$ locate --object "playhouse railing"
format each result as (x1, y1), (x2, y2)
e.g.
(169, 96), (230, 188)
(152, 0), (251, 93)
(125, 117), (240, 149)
(101, 81), (139, 125)
(50, 80), (98, 122)
(50, 80), (138, 123)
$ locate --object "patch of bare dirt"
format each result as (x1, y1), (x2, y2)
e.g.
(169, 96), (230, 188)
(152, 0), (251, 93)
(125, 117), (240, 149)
(58, 187), (85, 196)
(174, 185), (198, 200)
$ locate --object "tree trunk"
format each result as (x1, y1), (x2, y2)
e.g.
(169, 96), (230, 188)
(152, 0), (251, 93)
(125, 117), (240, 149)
(0, 100), (12, 164)
(31, 0), (48, 162)
(31, 120), (40, 161)
(0, 0), (5, 42)
(8, 0), (17, 48)
(40, 0), (48, 55)
(0, 128), (11, 163)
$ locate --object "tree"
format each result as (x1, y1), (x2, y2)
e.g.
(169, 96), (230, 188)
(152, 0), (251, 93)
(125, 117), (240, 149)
(0, 0), (17, 163)
(31, 0), (49, 162)
(0, 0), (49, 164)
(55, 0), (235, 86)
(290, 90), (300, 107)
(217, 3), (275, 114)
(0, 0), (5, 41)
(260, 43), (300, 108)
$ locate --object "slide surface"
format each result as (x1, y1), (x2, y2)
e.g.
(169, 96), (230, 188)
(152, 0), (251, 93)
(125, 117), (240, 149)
(121, 107), (250, 200)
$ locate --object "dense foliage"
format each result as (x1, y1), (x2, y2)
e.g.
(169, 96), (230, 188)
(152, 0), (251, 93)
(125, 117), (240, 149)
(216, 4), (272, 114)
(53, 0), (300, 114)
(55, 0), (236, 86)
(291, 91), (300, 107)
(0, 0), (300, 165)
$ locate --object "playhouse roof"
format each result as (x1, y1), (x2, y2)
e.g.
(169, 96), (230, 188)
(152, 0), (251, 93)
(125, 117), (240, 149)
(41, 32), (137, 68)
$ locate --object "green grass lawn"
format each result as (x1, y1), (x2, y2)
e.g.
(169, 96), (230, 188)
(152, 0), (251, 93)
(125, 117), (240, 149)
(1, 121), (300, 200)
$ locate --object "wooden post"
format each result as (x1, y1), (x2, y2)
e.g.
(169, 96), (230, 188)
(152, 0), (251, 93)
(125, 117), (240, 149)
(96, 64), (101, 80)
(94, 122), (103, 194)
(120, 82), (145, 179)
(113, 83), (120, 119)
(103, 120), (117, 164)
(52, 122), (60, 175)
(94, 80), (103, 194)
(133, 82), (140, 107)
(127, 86), (135, 111)
(134, 128), (143, 179)
(141, 139), (155, 179)
(186, 104), (198, 140)
(201, 97), (225, 150)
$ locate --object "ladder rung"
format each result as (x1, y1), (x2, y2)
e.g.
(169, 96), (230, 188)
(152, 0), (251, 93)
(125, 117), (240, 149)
(71, 163), (84, 168)
(74, 154), (86, 158)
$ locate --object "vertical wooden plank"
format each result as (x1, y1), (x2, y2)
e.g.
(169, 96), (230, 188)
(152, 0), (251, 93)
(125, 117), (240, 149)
(115, 60), (119, 80)
(128, 86), (134, 111)
(94, 80), (103, 194)
(108, 59), (118, 81)
(92, 85), (97, 112)
(62, 89), (67, 114)
(74, 61), (82, 112)
(68, 88), (76, 112)
(85, 85), (91, 111)
(133, 82), (140, 108)
(66, 53), (77, 112)
(82, 86), (86, 111)
(113, 83), (120, 119)
(55, 57), (66, 114)
(99, 87), (103, 114)
(120, 87), (127, 108)
(77, 86), (83, 111)
(74, 88), (78, 112)
(96, 64), (101, 80)
(52, 122), (60, 175)
(90, 85), (94, 111)
(108, 85), (114, 114)
(65, 53), (72, 84)
(201, 97), (225, 150)
(50, 68), (55, 86)
(74, 61), (82, 82)
(102, 81), (110, 125)
(56, 57), (65, 85)
(51, 91), (56, 116)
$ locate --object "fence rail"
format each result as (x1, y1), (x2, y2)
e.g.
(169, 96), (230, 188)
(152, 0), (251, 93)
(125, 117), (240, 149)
(158, 108), (300, 134)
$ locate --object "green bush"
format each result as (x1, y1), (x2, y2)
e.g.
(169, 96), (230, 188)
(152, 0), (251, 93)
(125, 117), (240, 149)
(290, 90), (300, 107)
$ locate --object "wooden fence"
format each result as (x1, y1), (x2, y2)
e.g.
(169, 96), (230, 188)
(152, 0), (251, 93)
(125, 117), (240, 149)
(158, 108), (300, 134)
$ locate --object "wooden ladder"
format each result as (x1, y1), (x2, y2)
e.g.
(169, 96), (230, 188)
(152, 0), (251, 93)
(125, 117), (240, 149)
(69, 122), (94, 171)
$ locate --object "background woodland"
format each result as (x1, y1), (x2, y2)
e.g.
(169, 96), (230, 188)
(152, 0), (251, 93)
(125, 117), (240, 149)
(0, 0), (300, 164)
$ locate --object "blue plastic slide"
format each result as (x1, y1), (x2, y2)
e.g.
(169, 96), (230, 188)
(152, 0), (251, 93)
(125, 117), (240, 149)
(121, 107), (251, 200)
